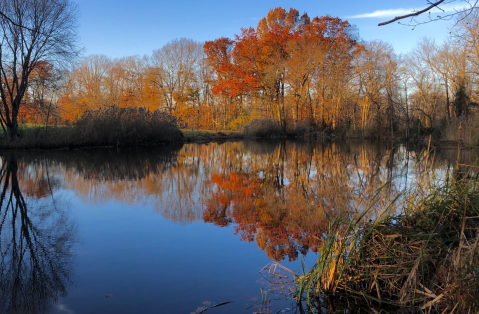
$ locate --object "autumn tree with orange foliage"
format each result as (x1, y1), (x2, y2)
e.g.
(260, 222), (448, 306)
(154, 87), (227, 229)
(205, 7), (361, 132)
(20, 6), (479, 138)
(21, 61), (64, 127)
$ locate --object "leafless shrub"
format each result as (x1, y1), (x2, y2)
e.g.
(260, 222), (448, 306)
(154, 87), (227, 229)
(286, 120), (311, 137)
(244, 119), (282, 138)
(74, 107), (183, 146)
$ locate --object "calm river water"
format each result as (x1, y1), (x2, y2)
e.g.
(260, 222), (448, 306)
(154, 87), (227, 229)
(0, 140), (471, 314)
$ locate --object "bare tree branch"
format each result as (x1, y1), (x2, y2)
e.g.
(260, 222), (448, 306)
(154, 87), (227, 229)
(378, 0), (479, 29)
(0, 0), (80, 140)
(378, 0), (446, 26)
(0, 10), (26, 29)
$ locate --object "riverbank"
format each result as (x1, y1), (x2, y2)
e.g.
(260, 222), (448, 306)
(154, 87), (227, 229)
(296, 172), (479, 313)
(0, 127), (247, 150)
(0, 126), (183, 150)
(0, 121), (476, 150)
(0, 108), (184, 150)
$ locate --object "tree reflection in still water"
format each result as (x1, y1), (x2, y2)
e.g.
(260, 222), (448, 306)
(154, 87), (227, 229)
(201, 141), (461, 261)
(8, 142), (468, 264)
(0, 155), (75, 314)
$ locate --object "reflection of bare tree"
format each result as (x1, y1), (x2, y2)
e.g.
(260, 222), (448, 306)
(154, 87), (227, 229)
(47, 147), (181, 181)
(0, 155), (75, 314)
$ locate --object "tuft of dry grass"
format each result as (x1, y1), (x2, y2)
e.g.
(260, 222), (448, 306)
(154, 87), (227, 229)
(0, 107), (183, 149)
(296, 173), (479, 313)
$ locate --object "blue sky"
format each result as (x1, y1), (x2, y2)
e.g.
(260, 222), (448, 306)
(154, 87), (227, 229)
(75, 0), (461, 59)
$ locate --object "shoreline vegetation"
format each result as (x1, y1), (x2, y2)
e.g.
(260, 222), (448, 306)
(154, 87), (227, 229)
(2, 3), (479, 150)
(0, 107), (184, 150)
(294, 166), (479, 313)
(3, 5), (479, 151)
(0, 114), (475, 150)
(285, 141), (479, 313)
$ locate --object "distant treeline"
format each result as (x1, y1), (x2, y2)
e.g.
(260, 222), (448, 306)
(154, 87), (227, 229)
(20, 7), (479, 141)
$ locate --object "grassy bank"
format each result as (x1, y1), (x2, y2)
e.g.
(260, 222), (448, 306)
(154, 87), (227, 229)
(296, 171), (479, 313)
(0, 108), (184, 149)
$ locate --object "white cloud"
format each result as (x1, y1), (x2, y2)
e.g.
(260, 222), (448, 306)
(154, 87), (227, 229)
(350, 3), (469, 19)
(351, 8), (420, 19)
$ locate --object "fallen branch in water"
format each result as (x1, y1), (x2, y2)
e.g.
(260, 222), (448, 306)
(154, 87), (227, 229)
(194, 301), (234, 314)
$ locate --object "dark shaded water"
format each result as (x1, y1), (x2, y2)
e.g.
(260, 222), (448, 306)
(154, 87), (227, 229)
(0, 141), (472, 314)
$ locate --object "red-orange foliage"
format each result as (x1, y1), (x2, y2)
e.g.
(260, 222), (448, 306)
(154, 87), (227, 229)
(204, 7), (360, 128)
(203, 169), (325, 262)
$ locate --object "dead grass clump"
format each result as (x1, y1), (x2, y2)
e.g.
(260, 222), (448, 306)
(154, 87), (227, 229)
(244, 119), (282, 138)
(0, 107), (183, 149)
(74, 107), (183, 146)
(297, 178), (479, 313)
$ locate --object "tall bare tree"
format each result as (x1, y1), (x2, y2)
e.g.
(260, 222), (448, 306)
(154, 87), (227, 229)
(150, 38), (203, 115)
(0, 0), (80, 140)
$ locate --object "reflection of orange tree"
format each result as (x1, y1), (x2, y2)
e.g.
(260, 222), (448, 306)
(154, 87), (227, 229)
(201, 141), (435, 262)
(204, 172), (259, 227)
(203, 166), (327, 262)
(10, 141), (458, 249)
(19, 160), (61, 199)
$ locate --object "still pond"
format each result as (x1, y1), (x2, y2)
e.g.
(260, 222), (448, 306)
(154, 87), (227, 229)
(0, 140), (468, 314)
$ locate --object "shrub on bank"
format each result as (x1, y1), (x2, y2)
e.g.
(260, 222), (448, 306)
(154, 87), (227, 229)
(75, 107), (183, 146)
(0, 107), (183, 149)
(244, 119), (282, 138)
(244, 119), (312, 138)
(286, 120), (312, 137)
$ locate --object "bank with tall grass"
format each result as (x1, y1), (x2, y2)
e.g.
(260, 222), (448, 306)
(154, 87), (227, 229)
(295, 170), (479, 313)
(0, 107), (184, 149)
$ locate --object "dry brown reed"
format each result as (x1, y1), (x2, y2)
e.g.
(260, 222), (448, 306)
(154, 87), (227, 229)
(296, 170), (479, 313)
(0, 107), (183, 149)
(74, 107), (183, 146)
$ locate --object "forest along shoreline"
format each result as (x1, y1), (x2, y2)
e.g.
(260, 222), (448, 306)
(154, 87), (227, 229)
(2, 4), (479, 151)
(0, 107), (473, 150)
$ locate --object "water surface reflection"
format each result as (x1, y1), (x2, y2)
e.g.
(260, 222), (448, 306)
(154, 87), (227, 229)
(13, 141), (467, 262)
(0, 141), (472, 313)
(0, 155), (75, 314)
